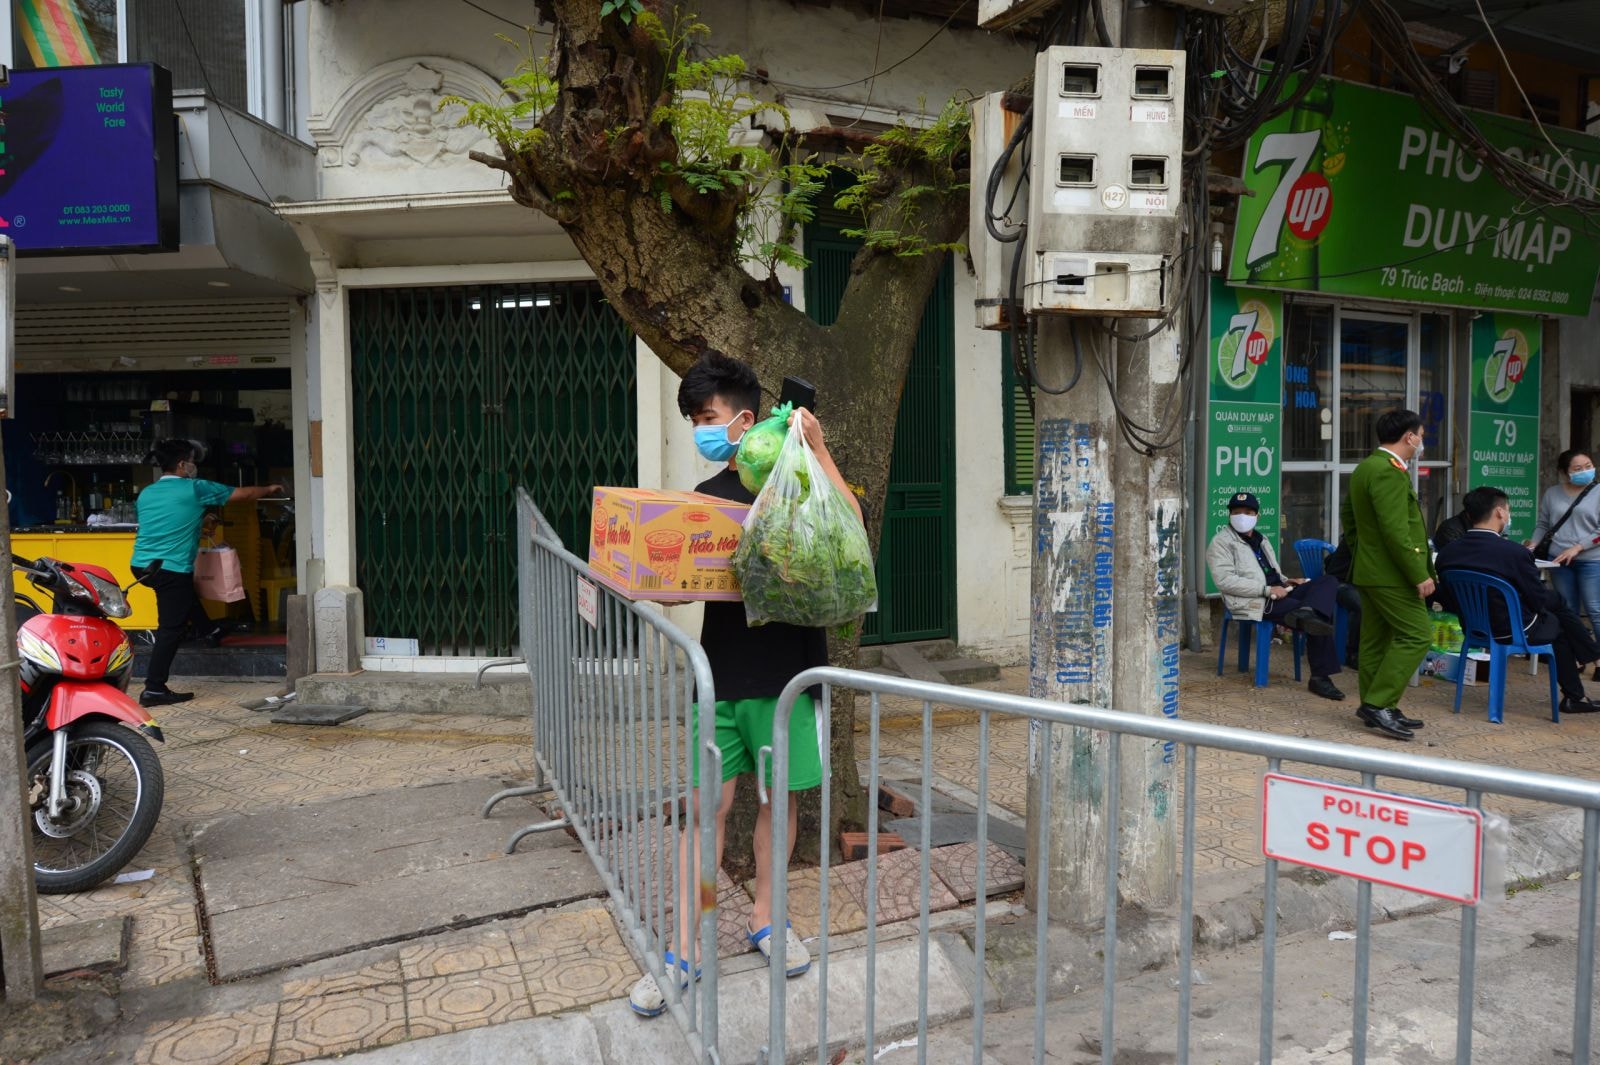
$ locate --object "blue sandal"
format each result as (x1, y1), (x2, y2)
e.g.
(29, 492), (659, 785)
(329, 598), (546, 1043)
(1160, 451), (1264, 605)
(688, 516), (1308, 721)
(628, 951), (701, 1017)
(748, 921), (811, 977)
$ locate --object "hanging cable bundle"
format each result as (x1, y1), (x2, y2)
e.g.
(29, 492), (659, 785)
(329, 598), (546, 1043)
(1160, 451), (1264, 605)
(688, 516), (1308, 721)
(1361, 0), (1599, 223)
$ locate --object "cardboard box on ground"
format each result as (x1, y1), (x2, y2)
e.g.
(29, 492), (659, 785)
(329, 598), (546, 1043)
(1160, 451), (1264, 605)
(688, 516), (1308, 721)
(588, 487), (748, 602)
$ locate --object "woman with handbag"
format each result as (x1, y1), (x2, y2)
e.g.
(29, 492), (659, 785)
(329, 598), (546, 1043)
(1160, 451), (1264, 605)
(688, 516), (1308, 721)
(1529, 449), (1600, 667)
(131, 439), (283, 708)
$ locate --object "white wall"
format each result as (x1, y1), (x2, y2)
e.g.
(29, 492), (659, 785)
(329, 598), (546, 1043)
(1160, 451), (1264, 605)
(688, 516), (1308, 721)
(953, 264), (1030, 663)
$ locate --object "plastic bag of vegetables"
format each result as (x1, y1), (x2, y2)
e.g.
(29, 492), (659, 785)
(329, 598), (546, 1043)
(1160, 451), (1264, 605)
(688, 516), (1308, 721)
(734, 402), (793, 495)
(731, 413), (877, 628)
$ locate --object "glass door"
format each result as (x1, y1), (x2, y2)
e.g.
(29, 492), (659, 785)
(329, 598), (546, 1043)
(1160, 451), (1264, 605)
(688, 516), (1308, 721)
(1279, 302), (1455, 559)
(1280, 303), (1335, 574)
(1338, 313), (1410, 463)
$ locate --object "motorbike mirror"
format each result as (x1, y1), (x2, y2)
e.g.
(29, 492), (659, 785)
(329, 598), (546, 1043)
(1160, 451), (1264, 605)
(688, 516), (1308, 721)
(125, 559), (163, 593)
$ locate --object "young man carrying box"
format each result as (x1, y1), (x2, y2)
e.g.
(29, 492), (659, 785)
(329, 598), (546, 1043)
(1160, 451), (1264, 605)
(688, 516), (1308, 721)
(630, 352), (863, 1018)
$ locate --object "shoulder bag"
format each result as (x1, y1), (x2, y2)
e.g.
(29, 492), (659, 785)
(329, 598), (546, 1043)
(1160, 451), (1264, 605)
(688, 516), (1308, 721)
(1534, 483), (1597, 561)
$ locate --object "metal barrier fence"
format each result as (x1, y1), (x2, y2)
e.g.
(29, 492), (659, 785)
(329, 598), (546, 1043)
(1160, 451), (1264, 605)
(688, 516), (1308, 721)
(484, 491), (724, 1063)
(764, 667), (1600, 1065)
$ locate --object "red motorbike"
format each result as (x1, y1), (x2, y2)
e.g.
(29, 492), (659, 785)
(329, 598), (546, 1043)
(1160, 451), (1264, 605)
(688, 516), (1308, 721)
(14, 555), (165, 893)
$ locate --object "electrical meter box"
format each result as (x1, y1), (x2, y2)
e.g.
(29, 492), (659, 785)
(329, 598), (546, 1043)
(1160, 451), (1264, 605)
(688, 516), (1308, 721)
(1026, 46), (1186, 317)
(969, 92), (1028, 331)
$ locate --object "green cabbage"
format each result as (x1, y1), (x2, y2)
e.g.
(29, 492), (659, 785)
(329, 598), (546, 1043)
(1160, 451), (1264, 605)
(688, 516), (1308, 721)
(732, 417), (877, 629)
(735, 402), (793, 495)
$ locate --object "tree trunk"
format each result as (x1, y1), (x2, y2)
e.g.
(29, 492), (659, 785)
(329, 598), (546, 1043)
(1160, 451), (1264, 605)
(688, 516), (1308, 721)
(477, 0), (968, 875)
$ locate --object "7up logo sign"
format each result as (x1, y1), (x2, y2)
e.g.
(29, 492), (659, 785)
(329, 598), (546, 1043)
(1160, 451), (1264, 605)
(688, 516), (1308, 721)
(1216, 299), (1277, 392)
(1246, 129), (1333, 266)
(1483, 329), (1528, 404)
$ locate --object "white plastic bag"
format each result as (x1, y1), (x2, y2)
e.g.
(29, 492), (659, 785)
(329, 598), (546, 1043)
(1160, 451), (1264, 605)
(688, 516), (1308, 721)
(731, 416), (876, 628)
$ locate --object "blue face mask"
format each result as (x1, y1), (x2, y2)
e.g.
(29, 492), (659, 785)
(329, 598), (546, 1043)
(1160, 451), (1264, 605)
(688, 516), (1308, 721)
(1573, 468), (1596, 487)
(693, 412), (748, 462)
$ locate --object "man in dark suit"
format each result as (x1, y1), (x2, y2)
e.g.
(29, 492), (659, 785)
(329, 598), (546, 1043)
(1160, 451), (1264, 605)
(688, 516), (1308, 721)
(1436, 486), (1600, 714)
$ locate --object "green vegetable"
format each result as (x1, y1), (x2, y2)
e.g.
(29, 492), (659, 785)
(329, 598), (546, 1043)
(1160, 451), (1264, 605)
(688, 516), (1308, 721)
(735, 402), (793, 495)
(732, 417), (877, 629)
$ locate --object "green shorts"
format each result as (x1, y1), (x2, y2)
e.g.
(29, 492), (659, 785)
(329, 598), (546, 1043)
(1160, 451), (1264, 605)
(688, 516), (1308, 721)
(691, 693), (823, 791)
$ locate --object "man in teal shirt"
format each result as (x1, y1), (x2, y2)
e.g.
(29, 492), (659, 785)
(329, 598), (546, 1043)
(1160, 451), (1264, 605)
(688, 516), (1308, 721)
(132, 439), (283, 707)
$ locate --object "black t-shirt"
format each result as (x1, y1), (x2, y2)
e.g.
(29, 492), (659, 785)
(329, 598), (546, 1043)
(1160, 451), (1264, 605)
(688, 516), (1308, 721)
(695, 467), (829, 701)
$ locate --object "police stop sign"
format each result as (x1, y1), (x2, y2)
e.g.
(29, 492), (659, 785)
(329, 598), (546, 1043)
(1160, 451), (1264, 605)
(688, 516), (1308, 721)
(1262, 774), (1483, 904)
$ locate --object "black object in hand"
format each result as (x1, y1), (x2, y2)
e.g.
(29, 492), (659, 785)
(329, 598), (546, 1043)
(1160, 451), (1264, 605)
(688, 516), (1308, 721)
(780, 375), (816, 413)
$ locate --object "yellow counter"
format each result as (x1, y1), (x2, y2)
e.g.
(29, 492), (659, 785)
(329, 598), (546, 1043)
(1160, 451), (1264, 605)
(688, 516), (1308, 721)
(11, 531), (158, 630)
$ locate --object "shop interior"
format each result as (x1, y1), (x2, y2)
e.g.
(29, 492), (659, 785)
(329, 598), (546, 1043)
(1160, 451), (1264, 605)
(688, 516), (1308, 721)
(3, 368), (296, 636)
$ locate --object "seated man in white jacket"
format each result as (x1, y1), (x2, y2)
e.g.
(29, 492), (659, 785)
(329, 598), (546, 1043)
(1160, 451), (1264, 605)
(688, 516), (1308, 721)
(1206, 492), (1346, 701)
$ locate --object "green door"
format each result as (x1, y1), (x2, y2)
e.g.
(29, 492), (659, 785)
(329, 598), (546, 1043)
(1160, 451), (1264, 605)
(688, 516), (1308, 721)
(350, 283), (635, 656)
(803, 228), (956, 645)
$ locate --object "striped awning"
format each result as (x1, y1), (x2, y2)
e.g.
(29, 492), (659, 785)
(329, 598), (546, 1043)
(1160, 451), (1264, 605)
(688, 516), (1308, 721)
(16, 0), (103, 68)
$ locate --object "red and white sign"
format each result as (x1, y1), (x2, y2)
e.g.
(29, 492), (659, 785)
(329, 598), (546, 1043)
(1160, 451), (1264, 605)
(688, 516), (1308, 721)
(576, 576), (599, 629)
(1261, 774), (1483, 904)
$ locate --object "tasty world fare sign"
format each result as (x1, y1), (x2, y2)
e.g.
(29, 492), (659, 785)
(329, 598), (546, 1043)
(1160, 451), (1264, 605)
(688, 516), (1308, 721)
(1230, 75), (1600, 316)
(0, 64), (179, 254)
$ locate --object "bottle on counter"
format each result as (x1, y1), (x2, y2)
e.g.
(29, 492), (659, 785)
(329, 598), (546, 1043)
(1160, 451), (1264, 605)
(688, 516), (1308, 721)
(55, 491), (68, 522)
(87, 472), (102, 516)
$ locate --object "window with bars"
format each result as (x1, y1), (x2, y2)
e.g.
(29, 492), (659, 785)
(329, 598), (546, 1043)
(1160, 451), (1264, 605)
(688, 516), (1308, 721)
(132, 0), (247, 111)
(1001, 333), (1035, 497)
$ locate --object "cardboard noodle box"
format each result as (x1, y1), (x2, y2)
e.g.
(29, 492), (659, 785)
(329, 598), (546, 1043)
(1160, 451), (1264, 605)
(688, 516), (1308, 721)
(588, 487), (748, 602)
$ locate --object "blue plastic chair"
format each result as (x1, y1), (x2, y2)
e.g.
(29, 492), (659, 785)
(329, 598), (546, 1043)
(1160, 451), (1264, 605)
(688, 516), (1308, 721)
(1437, 569), (1560, 724)
(1293, 538), (1350, 665)
(1217, 607), (1303, 687)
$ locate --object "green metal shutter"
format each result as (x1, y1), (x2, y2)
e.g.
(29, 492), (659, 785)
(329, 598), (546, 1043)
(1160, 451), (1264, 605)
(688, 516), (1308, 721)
(802, 227), (956, 645)
(350, 283), (635, 656)
(1000, 334), (1035, 496)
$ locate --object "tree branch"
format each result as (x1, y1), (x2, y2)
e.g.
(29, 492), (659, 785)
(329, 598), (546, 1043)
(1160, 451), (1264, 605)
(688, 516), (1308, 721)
(468, 150), (579, 222)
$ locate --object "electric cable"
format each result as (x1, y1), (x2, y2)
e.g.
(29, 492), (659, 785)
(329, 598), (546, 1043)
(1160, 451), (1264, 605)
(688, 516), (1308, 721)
(1003, 0), (1351, 444)
(985, 107), (1032, 243)
(761, 1), (973, 92)
(1361, 0), (1598, 220)
(1088, 0), (1114, 48)
(835, 0), (889, 130)
(458, 0), (536, 31)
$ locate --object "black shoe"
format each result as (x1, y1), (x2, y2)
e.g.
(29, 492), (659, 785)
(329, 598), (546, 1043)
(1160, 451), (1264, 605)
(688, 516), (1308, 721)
(140, 689), (194, 708)
(1393, 711), (1424, 729)
(1308, 676), (1345, 701)
(1284, 607), (1335, 637)
(1561, 695), (1600, 714)
(1356, 703), (1413, 740)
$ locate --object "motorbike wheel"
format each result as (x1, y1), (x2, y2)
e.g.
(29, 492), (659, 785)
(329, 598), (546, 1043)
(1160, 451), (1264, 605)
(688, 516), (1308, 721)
(26, 720), (165, 895)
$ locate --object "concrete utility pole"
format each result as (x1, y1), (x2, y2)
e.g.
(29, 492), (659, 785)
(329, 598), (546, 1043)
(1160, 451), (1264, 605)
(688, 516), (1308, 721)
(1026, 0), (1182, 924)
(0, 233), (44, 1001)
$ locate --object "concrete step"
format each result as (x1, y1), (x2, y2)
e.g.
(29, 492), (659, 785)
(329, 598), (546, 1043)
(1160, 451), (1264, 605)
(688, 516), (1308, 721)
(934, 657), (1001, 686)
(296, 670), (530, 716)
(135, 642), (286, 679)
(858, 640), (959, 670)
(868, 653), (1000, 688)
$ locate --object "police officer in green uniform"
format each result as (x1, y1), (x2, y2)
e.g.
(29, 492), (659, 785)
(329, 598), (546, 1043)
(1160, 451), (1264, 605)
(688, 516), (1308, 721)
(1340, 410), (1436, 740)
